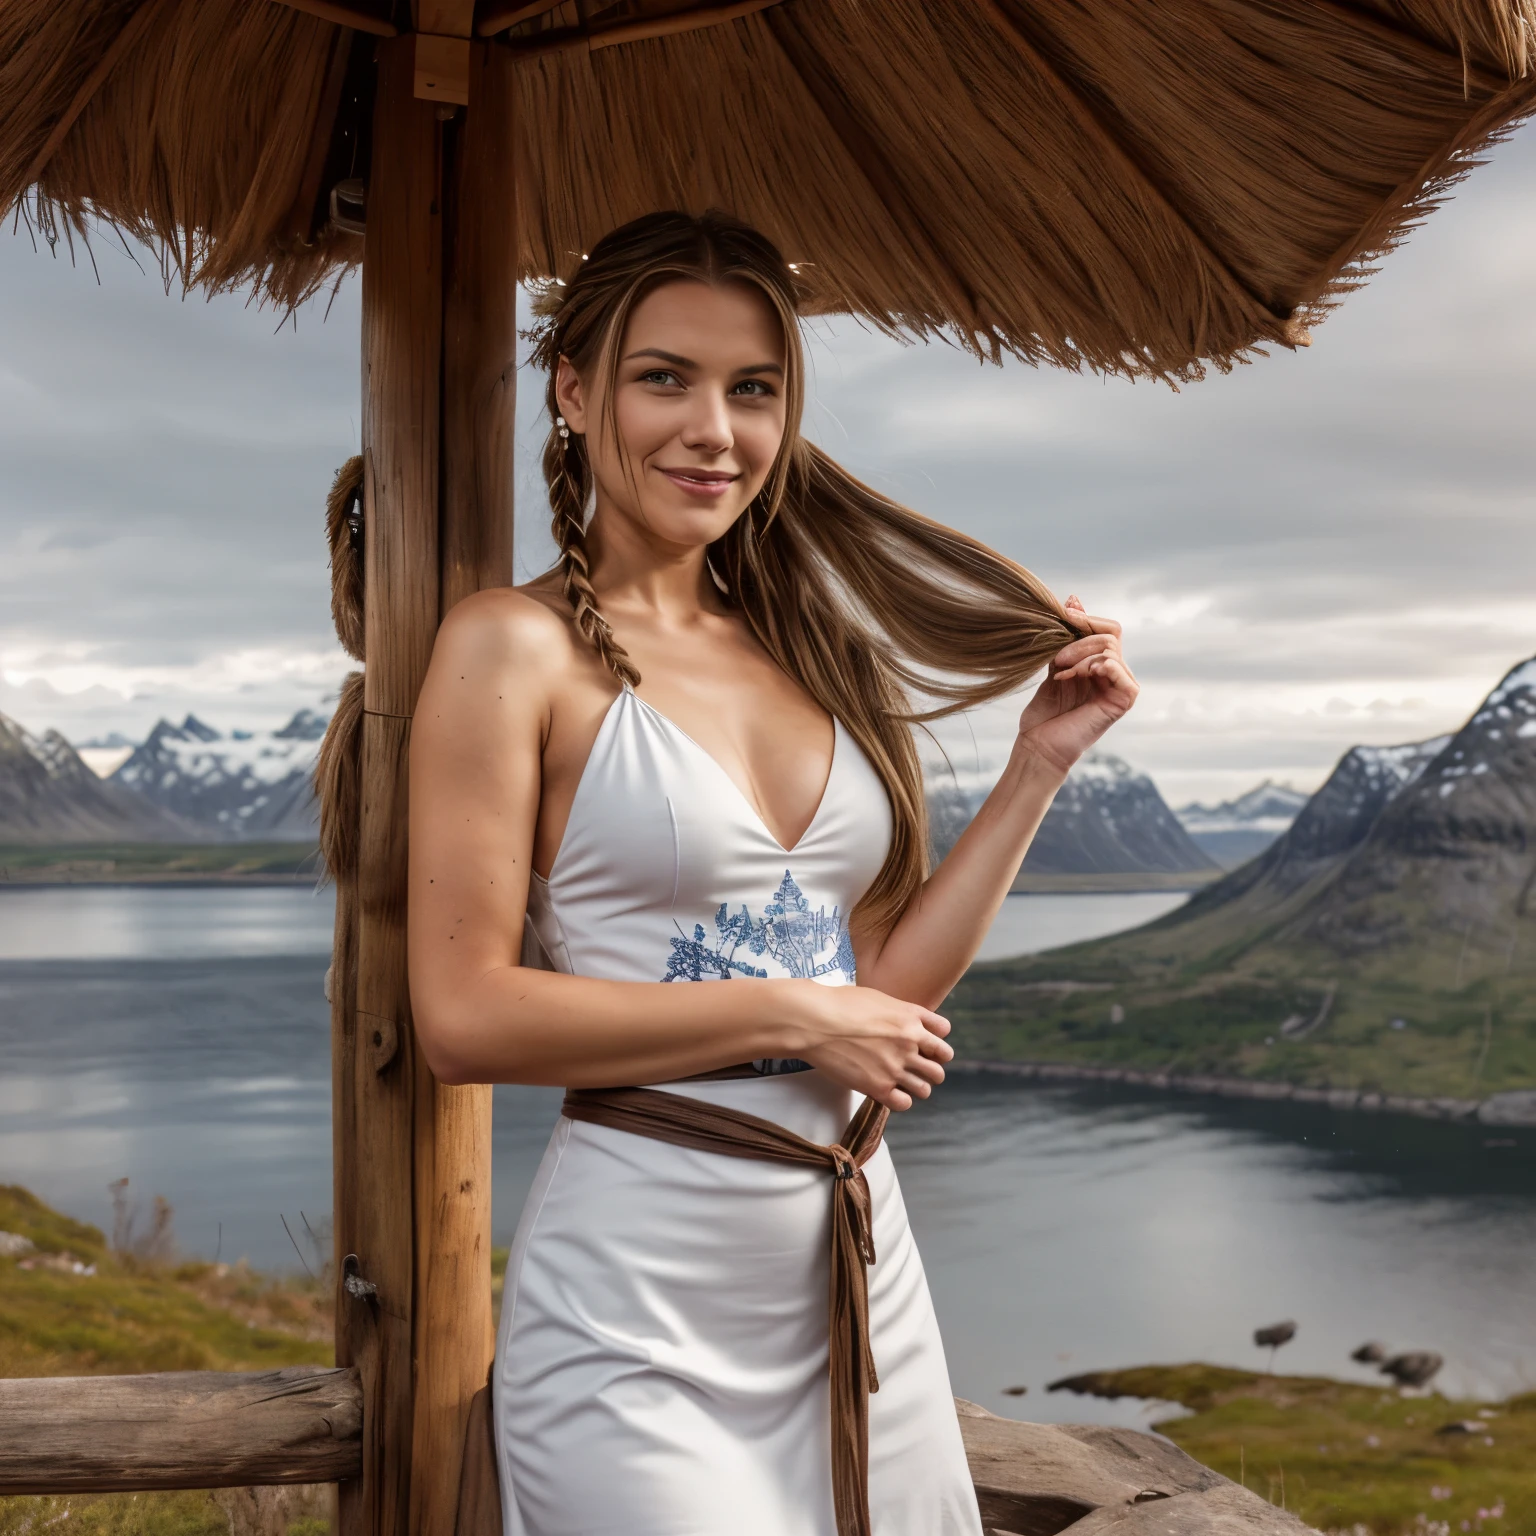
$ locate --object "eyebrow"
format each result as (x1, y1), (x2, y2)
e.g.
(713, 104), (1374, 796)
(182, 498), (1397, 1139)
(623, 347), (784, 377)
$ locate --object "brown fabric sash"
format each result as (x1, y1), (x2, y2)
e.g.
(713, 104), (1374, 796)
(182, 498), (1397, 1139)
(561, 1084), (889, 1536)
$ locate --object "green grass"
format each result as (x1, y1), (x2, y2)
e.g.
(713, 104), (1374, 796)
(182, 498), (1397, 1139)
(948, 899), (1536, 1099)
(1051, 1364), (1535, 1534)
(0, 1186), (332, 1534)
(0, 843), (321, 882)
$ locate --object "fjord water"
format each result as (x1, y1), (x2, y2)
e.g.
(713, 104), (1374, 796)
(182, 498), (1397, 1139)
(3, 884), (1533, 1424)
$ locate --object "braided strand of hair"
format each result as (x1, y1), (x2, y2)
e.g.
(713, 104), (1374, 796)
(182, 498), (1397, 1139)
(542, 424), (641, 688)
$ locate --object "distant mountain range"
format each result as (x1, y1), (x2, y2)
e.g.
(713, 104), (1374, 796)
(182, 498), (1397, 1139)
(948, 655), (1536, 1101)
(1175, 781), (1309, 868)
(0, 708), (325, 845)
(111, 711), (326, 840)
(930, 749), (1216, 881)
(0, 713), (200, 844)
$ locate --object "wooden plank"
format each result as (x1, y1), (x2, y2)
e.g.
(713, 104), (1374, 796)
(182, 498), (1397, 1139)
(361, 37), (444, 722)
(267, 0), (399, 37)
(0, 1369), (361, 1494)
(417, 0), (477, 35)
(589, 0), (781, 52)
(415, 34), (472, 104)
(476, 0), (563, 37)
(346, 35), (445, 1536)
(439, 39), (517, 614)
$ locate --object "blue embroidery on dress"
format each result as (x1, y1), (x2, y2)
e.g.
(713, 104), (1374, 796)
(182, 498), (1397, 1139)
(662, 870), (855, 985)
(661, 871), (854, 1077)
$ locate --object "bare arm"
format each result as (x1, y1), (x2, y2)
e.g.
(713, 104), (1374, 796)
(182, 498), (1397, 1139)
(406, 592), (952, 1108)
(858, 599), (1139, 1008)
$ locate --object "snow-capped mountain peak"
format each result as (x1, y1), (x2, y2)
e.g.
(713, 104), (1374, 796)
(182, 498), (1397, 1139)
(110, 708), (329, 840)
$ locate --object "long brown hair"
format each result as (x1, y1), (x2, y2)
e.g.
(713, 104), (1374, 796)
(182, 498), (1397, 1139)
(530, 211), (1081, 937)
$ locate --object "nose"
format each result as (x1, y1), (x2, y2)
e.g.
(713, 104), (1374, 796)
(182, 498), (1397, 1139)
(680, 385), (732, 455)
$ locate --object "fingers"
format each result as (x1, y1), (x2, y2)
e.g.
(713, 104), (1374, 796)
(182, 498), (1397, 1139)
(1052, 634), (1116, 671)
(919, 1008), (952, 1038)
(907, 1054), (947, 1085)
(1061, 607), (1121, 638)
(884, 1085), (914, 1112)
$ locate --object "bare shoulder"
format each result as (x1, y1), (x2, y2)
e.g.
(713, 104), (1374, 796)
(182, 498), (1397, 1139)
(432, 583), (578, 680)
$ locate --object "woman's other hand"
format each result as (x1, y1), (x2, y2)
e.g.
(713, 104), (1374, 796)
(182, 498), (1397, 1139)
(1015, 593), (1139, 773)
(795, 982), (954, 1112)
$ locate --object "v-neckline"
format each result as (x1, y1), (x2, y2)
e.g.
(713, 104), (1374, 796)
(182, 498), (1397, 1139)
(628, 687), (839, 858)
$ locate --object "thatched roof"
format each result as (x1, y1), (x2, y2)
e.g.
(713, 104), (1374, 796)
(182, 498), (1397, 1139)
(4, 0), (1534, 377)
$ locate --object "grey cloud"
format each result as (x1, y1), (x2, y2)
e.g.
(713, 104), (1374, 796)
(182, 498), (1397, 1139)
(0, 125), (1532, 804)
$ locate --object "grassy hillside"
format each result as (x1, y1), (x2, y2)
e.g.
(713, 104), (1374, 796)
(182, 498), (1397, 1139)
(1050, 1364), (1535, 1535)
(949, 862), (1536, 1099)
(0, 1185), (332, 1535)
(0, 1186), (512, 1535)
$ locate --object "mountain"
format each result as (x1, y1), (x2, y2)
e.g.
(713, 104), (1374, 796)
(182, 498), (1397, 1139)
(0, 711), (202, 844)
(929, 750), (1216, 878)
(947, 656), (1536, 1100)
(1176, 781), (1309, 868)
(110, 710), (327, 841)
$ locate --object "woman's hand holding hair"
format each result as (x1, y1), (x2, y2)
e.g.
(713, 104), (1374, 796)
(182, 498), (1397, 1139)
(793, 982), (953, 1112)
(1015, 593), (1139, 774)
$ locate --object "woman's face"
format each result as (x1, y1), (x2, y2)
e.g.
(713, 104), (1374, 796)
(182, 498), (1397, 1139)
(556, 278), (789, 552)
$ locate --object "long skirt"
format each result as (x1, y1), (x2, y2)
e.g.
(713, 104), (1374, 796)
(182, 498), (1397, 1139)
(492, 1070), (983, 1535)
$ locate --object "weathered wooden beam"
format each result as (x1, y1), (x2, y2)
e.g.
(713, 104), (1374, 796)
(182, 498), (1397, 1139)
(267, 0), (399, 38)
(955, 1400), (1314, 1534)
(344, 33), (445, 1536)
(407, 36), (517, 1536)
(0, 1369), (361, 1495)
(489, 0), (782, 51)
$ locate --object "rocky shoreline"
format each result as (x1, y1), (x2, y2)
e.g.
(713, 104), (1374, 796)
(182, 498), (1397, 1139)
(950, 1057), (1536, 1126)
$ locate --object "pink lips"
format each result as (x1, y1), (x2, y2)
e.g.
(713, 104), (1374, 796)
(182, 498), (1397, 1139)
(658, 467), (739, 498)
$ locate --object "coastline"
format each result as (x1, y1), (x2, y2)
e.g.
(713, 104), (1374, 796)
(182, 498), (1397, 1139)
(950, 1056), (1536, 1126)
(0, 844), (323, 887)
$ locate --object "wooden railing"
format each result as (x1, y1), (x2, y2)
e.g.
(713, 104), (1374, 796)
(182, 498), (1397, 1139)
(0, 1375), (1312, 1534)
(0, 1369), (361, 1495)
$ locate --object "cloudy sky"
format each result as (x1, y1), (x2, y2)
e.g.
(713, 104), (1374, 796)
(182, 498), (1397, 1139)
(2, 122), (1532, 807)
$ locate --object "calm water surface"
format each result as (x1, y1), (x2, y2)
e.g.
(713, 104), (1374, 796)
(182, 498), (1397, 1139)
(3, 884), (1532, 1424)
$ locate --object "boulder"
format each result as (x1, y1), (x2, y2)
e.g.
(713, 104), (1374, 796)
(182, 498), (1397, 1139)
(1477, 1091), (1536, 1127)
(956, 1399), (1317, 1534)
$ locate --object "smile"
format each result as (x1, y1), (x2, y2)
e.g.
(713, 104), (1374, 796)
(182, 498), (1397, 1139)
(658, 468), (740, 497)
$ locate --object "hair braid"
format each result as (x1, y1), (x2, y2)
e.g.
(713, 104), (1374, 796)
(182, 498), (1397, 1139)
(542, 424), (641, 688)
(527, 210), (1082, 936)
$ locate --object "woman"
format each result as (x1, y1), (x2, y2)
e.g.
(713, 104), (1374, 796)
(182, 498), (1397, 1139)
(408, 211), (1137, 1536)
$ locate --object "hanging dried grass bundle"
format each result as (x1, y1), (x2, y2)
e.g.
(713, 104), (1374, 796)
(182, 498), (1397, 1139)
(326, 453), (365, 663)
(316, 668), (364, 887)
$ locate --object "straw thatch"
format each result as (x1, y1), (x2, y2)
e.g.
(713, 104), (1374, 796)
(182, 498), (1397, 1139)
(4, 0), (1535, 375)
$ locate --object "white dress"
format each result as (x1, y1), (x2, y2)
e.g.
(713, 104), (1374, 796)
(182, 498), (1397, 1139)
(493, 685), (982, 1536)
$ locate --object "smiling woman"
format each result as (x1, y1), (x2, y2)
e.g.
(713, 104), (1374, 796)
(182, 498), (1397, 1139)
(403, 210), (1139, 1536)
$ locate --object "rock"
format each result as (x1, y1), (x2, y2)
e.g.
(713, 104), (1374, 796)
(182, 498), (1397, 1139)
(955, 1400), (1318, 1534)
(1380, 1351), (1443, 1389)
(1477, 1091), (1536, 1127)
(0, 1232), (36, 1258)
(1434, 1420), (1481, 1436)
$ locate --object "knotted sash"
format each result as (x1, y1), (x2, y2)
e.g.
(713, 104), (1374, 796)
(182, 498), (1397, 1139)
(561, 1085), (890, 1536)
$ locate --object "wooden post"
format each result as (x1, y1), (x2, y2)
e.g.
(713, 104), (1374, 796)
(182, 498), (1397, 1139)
(340, 32), (442, 1536)
(410, 38), (518, 1536)
(337, 28), (517, 1536)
